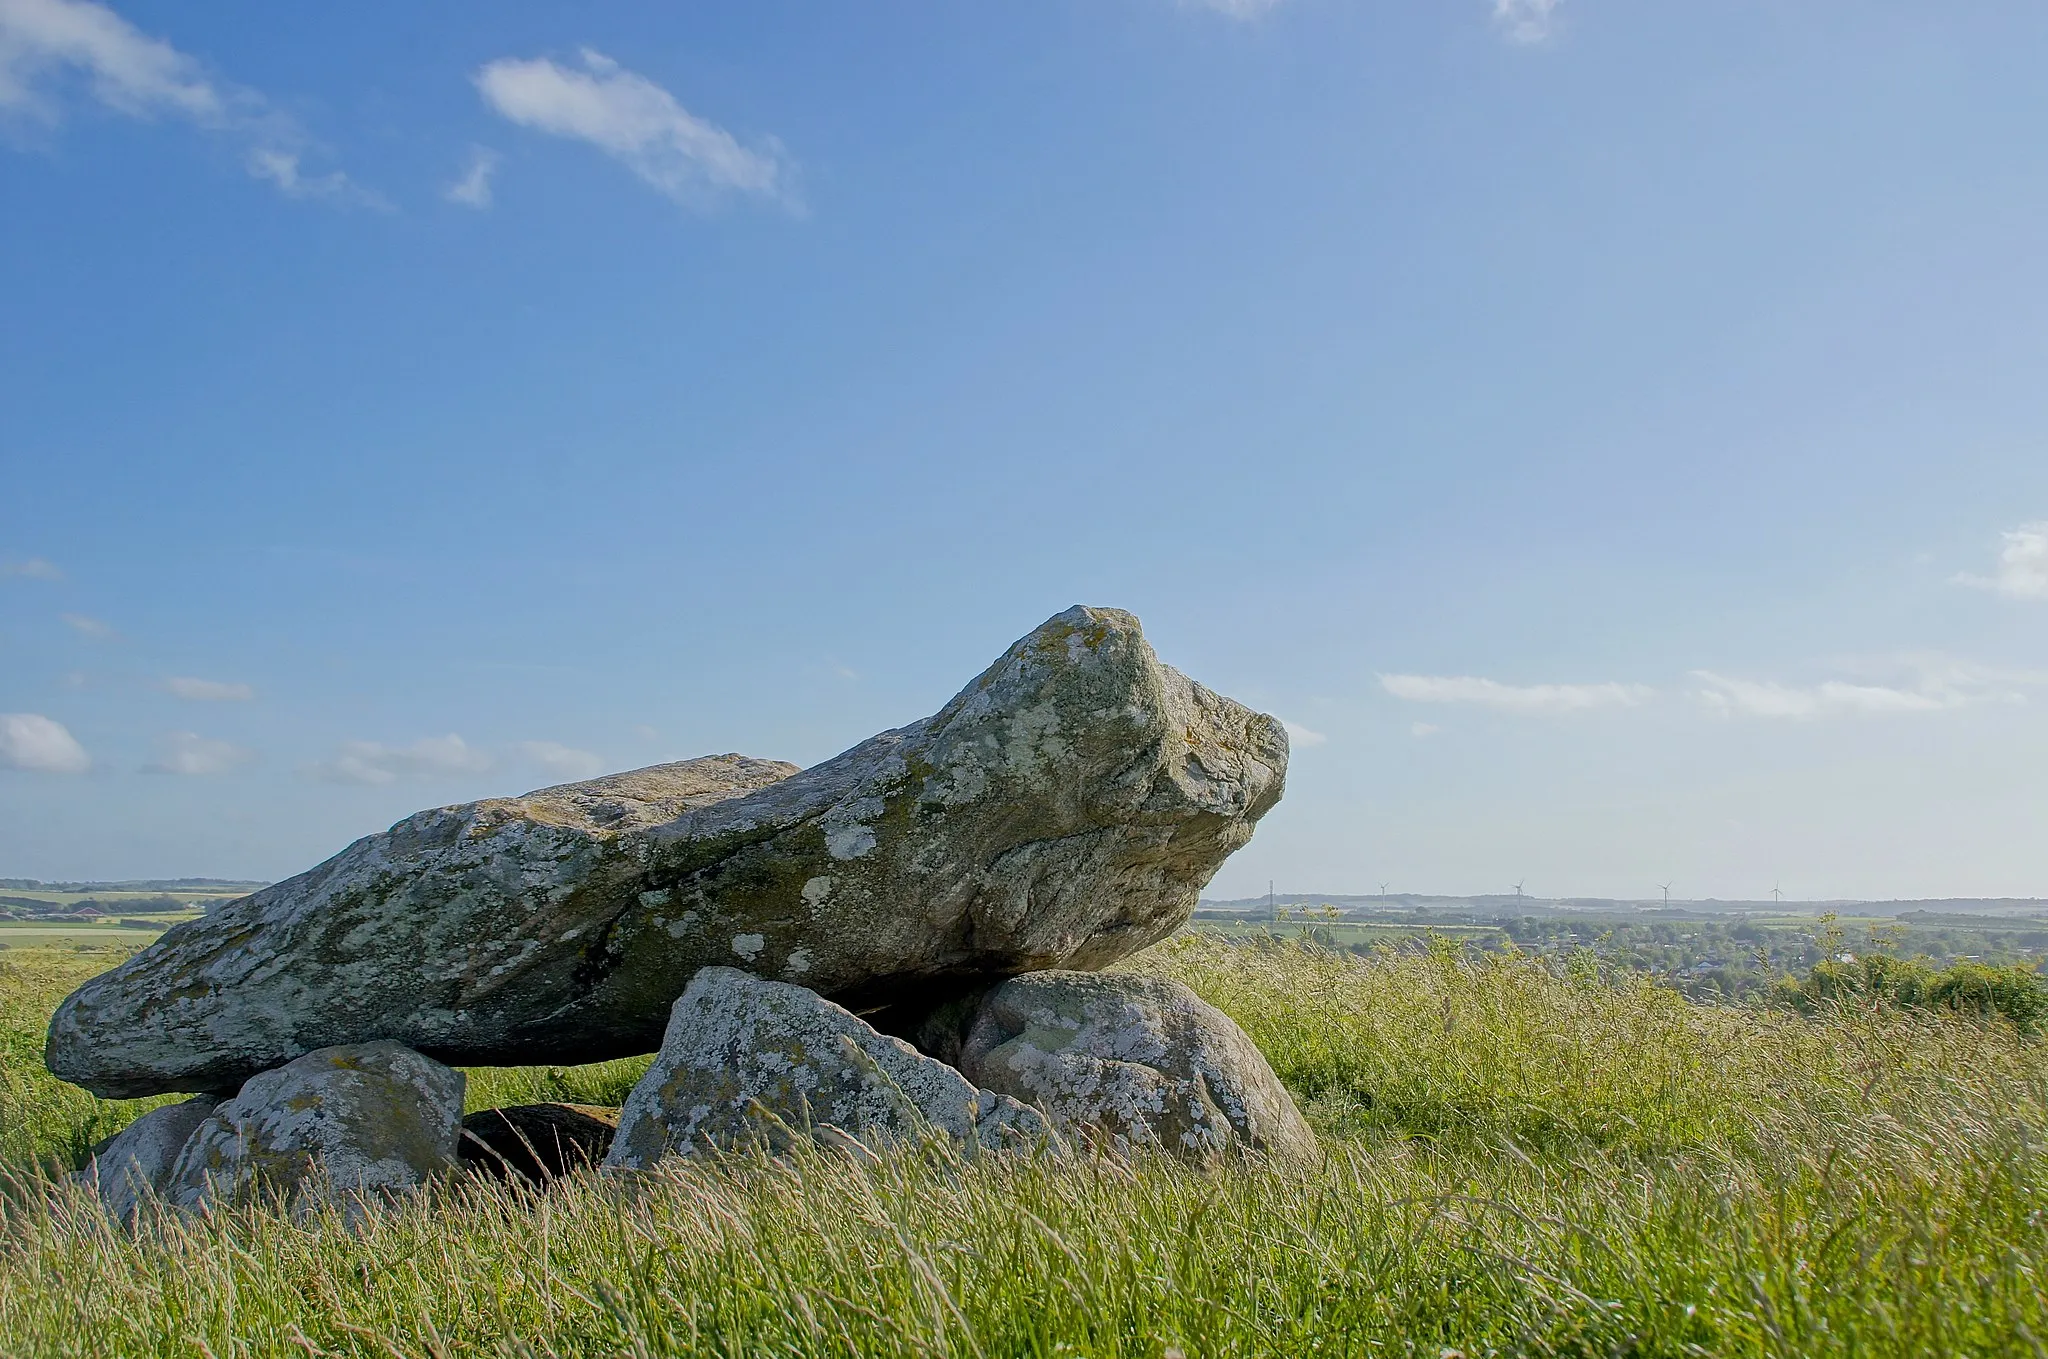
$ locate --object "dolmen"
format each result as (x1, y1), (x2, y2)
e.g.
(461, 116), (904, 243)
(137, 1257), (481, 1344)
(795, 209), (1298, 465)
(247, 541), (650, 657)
(53, 606), (1312, 1214)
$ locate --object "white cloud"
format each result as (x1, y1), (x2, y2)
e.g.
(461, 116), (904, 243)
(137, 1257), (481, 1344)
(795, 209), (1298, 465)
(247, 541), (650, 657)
(474, 49), (793, 210)
(444, 145), (500, 208)
(1411, 722), (1441, 739)
(0, 0), (373, 203)
(1493, 0), (1561, 44)
(143, 730), (253, 775)
(310, 734), (492, 786)
(0, 0), (221, 122)
(162, 675), (255, 701)
(518, 740), (604, 783)
(1380, 674), (1653, 713)
(1183, 0), (1283, 18)
(1690, 674), (1953, 719)
(0, 556), (61, 579)
(61, 611), (113, 638)
(0, 711), (89, 773)
(1954, 521), (2048, 601)
(1689, 662), (2030, 719)
(246, 147), (387, 209)
(1278, 718), (1326, 748)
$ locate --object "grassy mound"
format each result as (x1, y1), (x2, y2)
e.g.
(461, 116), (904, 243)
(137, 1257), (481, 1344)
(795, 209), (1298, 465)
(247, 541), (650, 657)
(3, 936), (2045, 1357)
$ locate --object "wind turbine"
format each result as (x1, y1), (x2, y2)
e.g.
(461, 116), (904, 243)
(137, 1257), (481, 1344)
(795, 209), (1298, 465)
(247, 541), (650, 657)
(1511, 879), (1525, 899)
(1658, 882), (1673, 906)
(1772, 884), (1783, 904)
(1378, 881), (1390, 899)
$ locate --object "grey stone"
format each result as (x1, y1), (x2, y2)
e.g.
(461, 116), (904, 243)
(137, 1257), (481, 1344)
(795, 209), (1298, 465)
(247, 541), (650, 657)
(606, 967), (1048, 1167)
(49, 606), (1287, 1097)
(955, 972), (1319, 1164)
(82, 1096), (219, 1223)
(165, 1041), (464, 1209)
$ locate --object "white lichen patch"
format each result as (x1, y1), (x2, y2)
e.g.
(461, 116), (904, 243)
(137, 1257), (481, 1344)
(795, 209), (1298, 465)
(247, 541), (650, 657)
(800, 876), (835, 905)
(784, 949), (813, 976)
(825, 825), (876, 860)
(731, 933), (766, 961)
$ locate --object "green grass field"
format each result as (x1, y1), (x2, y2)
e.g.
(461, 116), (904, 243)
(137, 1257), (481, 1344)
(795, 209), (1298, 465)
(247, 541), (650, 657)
(3, 935), (2046, 1356)
(0, 924), (178, 950)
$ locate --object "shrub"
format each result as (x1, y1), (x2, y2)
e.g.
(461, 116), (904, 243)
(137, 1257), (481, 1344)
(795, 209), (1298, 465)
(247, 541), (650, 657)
(1774, 916), (2048, 1034)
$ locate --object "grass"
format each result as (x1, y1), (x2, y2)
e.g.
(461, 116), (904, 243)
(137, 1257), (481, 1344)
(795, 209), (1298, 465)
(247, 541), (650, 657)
(0, 924), (174, 948)
(2, 936), (2046, 1356)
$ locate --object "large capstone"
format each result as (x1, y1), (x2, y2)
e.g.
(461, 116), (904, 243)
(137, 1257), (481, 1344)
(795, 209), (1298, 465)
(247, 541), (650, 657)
(165, 1041), (464, 1209)
(953, 972), (1319, 1164)
(49, 606), (1287, 1097)
(606, 967), (1048, 1167)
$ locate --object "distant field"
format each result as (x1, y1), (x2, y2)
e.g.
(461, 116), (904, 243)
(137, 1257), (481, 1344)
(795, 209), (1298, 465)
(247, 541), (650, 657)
(0, 920), (187, 949)
(0, 891), (237, 909)
(1199, 919), (1503, 948)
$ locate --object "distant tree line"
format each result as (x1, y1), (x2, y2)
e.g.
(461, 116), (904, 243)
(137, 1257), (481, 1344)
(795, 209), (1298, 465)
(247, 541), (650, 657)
(0, 893), (214, 917)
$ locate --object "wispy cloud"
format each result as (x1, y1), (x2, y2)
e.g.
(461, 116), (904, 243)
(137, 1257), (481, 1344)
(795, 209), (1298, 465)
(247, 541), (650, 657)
(0, 0), (375, 204)
(1278, 718), (1326, 748)
(246, 147), (388, 209)
(0, 0), (221, 122)
(1688, 659), (2035, 719)
(1411, 722), (1441, 739)
(61, 612), (114, 638)
(517, 740), (604, 783)
(162, 675), (254, 702)
(1380, 674), (1653, 713)
(142, 730), (253, 775)
(309, 734), (492, 786)
(1182, 0), (1284, 18)
(443, 145), (500, 208)
(1954, 521), (2048, 601)
(0, 556), (62, 580)
(0, 711), (89, 773)
(1492, 0), (1561, 44)
(474, 49), (794, 211)
(1690, 674), (1956, 719)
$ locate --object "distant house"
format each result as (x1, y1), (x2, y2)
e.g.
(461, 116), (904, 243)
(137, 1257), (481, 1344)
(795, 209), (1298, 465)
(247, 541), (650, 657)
(71, 906), (106, 920)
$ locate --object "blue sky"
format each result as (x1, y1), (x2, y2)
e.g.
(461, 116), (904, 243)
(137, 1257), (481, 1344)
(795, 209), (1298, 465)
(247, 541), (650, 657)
(3, 0), (2046, 901)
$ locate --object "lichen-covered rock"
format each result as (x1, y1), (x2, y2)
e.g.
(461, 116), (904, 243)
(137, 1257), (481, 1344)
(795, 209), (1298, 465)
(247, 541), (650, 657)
(82, 1095), (219, 1223)
(954, 972), (1318, 1164)
(460, 1103), (617, 1184)
(50, 606), (1287, 1097)
(165, 1041), (464, 1208)
(606, 967), (1048, 1167)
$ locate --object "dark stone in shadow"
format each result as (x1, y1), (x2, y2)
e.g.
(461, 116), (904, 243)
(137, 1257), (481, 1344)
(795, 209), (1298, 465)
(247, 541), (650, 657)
(459, 1103), (618, 1185)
